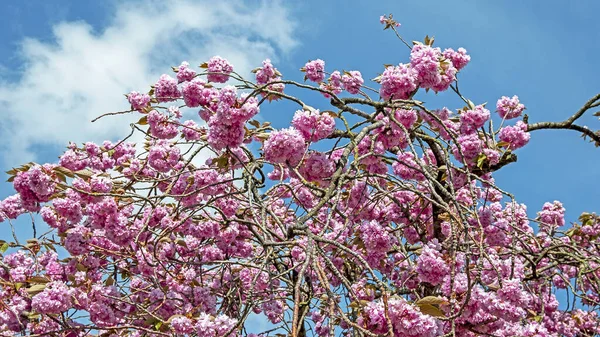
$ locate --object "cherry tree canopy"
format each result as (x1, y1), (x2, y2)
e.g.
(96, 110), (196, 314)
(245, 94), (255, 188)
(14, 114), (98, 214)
(1, 15), (600, 337)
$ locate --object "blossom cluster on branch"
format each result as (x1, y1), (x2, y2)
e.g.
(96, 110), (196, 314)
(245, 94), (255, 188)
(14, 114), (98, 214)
(1, 16), (600, 337)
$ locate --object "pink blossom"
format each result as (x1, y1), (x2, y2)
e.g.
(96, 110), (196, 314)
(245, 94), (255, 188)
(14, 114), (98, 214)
(299, 151), (335, 182)
(416, 244), (449, 285)
(432, 60), (457, 92)
(497, 95), (525, 119)
(411, 44), (457, 92)
(147, 110), (179, 139)
(498, 121), (530, 150)
(537, 201), (566, 230)
(256, 59), (277, 84)
(171, 316), (194, 334)
(320, 70), (343, 97)
(206, 56), (233, 83)
(176, 61), (196, 83)
(182, 120), (202, 141)
(154, 74), (180, 102)
(304, 59), (326, 83)
(207, 118), (245, 150)
(291, 109), (336, 142)
(453, 133), (483, 162)
(127, 91), (150, 111)
(0, 194), (25, 221)
(31, 281), (72, 314)
(264, 128), (306, 166)
(147, 140), (181, 172)
(342, 70), (364, 94)
(182, 79), (212, 108)
(443, 47), (471, 71)
(460, 105), (491, 134)
(393, 152), (426, 181)
(379, 64), (418, 100)
(410, 44), (442, 89)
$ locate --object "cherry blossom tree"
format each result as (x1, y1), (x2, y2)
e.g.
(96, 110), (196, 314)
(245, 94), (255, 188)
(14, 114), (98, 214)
(1, 14), (600, 337)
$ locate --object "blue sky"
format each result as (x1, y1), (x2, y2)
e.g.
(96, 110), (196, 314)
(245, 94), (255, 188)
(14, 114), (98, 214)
(1, 0), (599, 234)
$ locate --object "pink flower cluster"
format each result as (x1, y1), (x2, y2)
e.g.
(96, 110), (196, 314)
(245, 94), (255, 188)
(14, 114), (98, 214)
(320, 70), (343, 97)
(497, 95), (525, 119)
(537, 201), (566, 230)
(148, 110), (179, 139)
(416, 244), (449, 285)
(264, 128), (307, 166)
(379, 63), (418, 100)
(176, 61), (196, 83)
(393, 152), (426, 181)
(0, 38), (597, 337)
(361, 297), (441, 337)
(498, 121), (530, 149)
(303, 59), (326, 83)
(442, 47), (470, 71)
(0, 194), (25, 221)
(59, 141), (136, 172)
(410, 44), (457, 92)
(13, 164), (57, 212)
(460, 105), (491, 134)
(291, 109), (336, 142)
(31, 281), (72, 314)
(182, 78), (215, 107)
(154, 74), (180, 102)
(299, 151), (335, 183)
(127, 91), (151, 111)
(342, 71), (364, 94)
(206, 56), (234, 83)
(148, 140), (181, 172)
(255, 59), (285, 99)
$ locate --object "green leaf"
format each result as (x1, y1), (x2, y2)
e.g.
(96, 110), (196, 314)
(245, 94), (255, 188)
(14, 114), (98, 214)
(55, 172), (67, 183)
(322, 110), (339, 118)
(467, 99), (476, 110)
(496, 141), (511, 148)
(424, 35), (435, 46)
(0, 242), (9, 253)
(416, 303), (445, 317)
(214, 155), (230, 170)
(476, 153), (487, 169)
(74, 169), (95, 179)
(76, 263), (87, 272)
(27, 276), (50, 284)
(416, 296), (448, 306)
(26, 284), (47, 295)
(54, 166), (75, 178)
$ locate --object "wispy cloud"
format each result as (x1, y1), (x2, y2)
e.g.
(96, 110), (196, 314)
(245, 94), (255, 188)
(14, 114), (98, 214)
(0, 0), (298, 167)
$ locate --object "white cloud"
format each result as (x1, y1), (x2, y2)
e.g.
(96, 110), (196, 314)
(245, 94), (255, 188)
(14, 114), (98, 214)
(0, 0), (298, 168)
